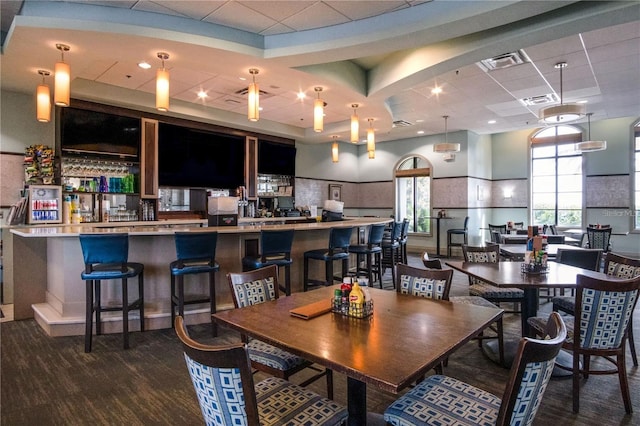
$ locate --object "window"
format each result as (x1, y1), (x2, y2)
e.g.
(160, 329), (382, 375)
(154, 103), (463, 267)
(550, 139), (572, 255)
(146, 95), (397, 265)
(634, 122), (640, 229)
(395, 156), (431, 233)
(531, 125), (583, 227)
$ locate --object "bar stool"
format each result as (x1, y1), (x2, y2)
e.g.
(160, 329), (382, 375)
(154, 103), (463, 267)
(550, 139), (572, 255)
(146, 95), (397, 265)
(447, 216), (469, 257)
(380, 221), (402, 288)
(303, 226), (353, 291)
(242, 229), (294, 295)
(348, 223), (386, 288)
(170, 231), (219, 336)
(397, 218), (410, 264)
(79, 233), (144, 353)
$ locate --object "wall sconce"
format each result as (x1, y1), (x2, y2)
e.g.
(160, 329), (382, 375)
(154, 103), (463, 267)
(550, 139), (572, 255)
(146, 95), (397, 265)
(367, 118), (375, 159)
(503, 189), (513, 199)
(156, 52), (170, 111)
(248, 68), (260, 121)
(36, 70), (51, 123)
(54, 43), (70, 107)
(350, 104), (359, 143)
(331, 136), (339, 163)
(314, 87), (325, 132)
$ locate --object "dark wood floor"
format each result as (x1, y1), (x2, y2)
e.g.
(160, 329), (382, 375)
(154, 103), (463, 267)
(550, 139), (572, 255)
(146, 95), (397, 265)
(1, 253), (638, 425)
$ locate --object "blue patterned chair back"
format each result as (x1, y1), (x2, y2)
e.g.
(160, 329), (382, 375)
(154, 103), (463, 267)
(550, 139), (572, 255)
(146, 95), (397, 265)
(396, 263), (453, 300)
(586, 226), (612, 252)
(227, 265), (278, 308)
(576, 274), (640, 350)
(175, 316), (259, 426)
(174, 231), (218, 262)
(328, 226), (353, 253)
(79, 233), (128, 271)
(605, 253), (640, 279)
(260, 229), (294, 259)
(462, 244), (499, 286)
(498, 312), (566, 426)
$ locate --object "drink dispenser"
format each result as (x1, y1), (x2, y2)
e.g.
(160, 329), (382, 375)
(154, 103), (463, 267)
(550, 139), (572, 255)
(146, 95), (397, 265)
(208, 196), (239, 226)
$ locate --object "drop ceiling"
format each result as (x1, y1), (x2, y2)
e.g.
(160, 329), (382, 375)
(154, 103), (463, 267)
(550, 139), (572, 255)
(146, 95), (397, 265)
(1, 0), (639, 145)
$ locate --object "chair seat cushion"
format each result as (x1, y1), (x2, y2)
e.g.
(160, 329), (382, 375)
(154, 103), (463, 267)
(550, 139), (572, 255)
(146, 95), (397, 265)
(449, 295), (498, 309)
(248, 340), (308, 371)
(348, 244), (382, 254)
(304, 249), (349, 261)
(256, 377), (348, 426)
(470, 282), (524, 300)
(81, 262), (143, 280)
(384, 374), (500, 426)
(170, 259), (219, 276)
(551, 296), (575, 313)
(242, 256), (293, 270)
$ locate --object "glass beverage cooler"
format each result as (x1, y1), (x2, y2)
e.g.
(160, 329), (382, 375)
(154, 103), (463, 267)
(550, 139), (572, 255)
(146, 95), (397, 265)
(27, 185), (62, 224)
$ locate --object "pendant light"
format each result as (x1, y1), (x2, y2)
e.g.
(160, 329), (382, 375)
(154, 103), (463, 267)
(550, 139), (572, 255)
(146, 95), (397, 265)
(314, 87), (325, 132)
(54, 44), (70, 107)
(367, 118), (375, 159)
(331, 136), (339, 163)
(156, 52), (170, 111)
(350, 104), (359, 143)
(248, 68), (260, 121)
(433, 116), (460, 154)
(575, 113), (606, 152)
(539, 62), (585, 123)
(36, 70), (51, 122)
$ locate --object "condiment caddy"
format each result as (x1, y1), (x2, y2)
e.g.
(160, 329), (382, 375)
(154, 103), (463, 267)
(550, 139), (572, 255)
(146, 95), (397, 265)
(332, 277), (373, 319)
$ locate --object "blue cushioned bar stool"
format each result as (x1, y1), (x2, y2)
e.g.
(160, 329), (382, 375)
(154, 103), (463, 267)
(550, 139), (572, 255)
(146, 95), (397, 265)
(348, 223), (386, 288)
(242, 229), (294, 295)
(170, 231), (219, 336)
(79, 233), (144, 353)
(380, 221), (402, 288)
(303, 226), (353, 291)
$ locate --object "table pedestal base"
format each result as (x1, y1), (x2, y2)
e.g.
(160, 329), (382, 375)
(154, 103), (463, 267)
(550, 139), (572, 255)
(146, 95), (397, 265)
(551, 350), (576, 378)
(482, 340), (517, 368)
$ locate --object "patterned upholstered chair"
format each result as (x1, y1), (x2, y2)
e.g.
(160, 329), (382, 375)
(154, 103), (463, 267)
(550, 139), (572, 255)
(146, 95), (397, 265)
(226, 265), (334, 398)
(463, 244), (524, 314)
(586, 226), (613, 254)
(174, 316), (347, 426)
(551, 252), (639, 367)
(528, 273), (640, 414)
(384, 312), (566, 426)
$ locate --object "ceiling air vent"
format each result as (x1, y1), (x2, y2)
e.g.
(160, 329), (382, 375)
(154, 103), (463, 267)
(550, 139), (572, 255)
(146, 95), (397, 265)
(519, 93), (559, 107)
(392, 119), (413, 127)
(477, 50), (530, 72)
(235, 87), (270, 97)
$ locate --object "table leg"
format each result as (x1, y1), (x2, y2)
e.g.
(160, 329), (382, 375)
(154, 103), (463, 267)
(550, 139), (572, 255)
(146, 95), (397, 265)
(347, 376), (367, 426)
(522, 288), (538, 337)
(435, 218), (441, 257)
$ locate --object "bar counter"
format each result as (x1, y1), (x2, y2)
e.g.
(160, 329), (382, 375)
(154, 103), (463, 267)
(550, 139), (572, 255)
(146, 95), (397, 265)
(8, 217), (390, 337)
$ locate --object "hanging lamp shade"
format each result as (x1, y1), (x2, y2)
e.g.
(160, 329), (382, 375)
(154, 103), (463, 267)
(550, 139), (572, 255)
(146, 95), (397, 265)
(54, 44), (70, 107)
(314, 87), (324, 132)
(36, 70), (51, 123)
(539, 62), (585, 123)
(575, 113), (606, 152)
(331, 137), (339, 163)
(350, 104), (359, 143)
(248, 68), (259, 121)
(433, 116), (460, 153)
(367, 118), (375, 158)
(156, 52), (170, 111)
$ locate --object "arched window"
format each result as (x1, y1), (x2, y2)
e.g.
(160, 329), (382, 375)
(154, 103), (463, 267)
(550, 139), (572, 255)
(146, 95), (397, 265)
(530, 125), (583, 227)
(634, 121), (640, 229)
(395, 156), (431, 233)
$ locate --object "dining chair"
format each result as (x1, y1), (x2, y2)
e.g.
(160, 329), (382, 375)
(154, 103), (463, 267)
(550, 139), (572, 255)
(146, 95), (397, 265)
(463, 244), (524, 315)
(528, 273), (640, 414)
(544, 248), (601, 302)
(513, 221), (524, 230)
(169, 231), (219, 336)
(303, 226), (354, 291)
(241, 228), (294, 295)
(349, 223), (386, 288)
(384, 312), (566, 426)
(226, 265), (334, 398)
(447, 216), (469, 258)
(488, 223), (507, 242)
(79, 233), (145, 353)
(551, 252), (639, 367)
(421, 251), (443, 269)
(546, 234), (565, 244)
(586, 226), (613, 254)
(174, 316), (347, 425)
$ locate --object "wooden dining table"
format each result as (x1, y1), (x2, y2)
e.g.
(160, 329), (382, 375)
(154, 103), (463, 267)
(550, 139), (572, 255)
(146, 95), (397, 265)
(213, 285), (503, 425)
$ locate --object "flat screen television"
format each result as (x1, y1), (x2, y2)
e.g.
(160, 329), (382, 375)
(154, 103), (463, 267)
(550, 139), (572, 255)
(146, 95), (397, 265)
(60, 107), (141, 158)
(158, 123), (245, 189)
(258, 141), (296, 176)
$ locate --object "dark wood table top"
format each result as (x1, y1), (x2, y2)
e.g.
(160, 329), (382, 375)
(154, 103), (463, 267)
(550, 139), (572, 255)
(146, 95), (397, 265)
(499, 243), (586, 259)
(213, 286), (503, 394)
(445, 260), (610, 289)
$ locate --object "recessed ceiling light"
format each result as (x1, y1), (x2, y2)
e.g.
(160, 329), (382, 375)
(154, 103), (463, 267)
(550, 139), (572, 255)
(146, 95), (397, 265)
(417, 130), (425, 134)
(297, 91), (306, 100)
(577, 100), (588, 104)
(416, 119), (424, 123)
(431, 86), (442, 95)
(197, 90), (207, 99)
(488, 120), (496, 124)
(137, 61), (151, 69)
(239, 76), (247, 81)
